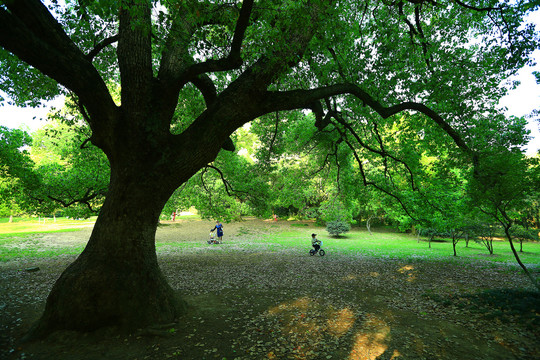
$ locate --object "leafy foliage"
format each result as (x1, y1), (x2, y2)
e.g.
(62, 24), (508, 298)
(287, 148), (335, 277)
(30, 116), (109, 217)
(0, 126), (40, 214)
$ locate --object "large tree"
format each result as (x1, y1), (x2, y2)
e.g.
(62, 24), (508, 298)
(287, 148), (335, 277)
(0, 0), (537, 338)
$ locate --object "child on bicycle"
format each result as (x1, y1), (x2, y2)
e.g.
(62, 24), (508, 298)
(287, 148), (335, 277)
(311, 233), (321, 253)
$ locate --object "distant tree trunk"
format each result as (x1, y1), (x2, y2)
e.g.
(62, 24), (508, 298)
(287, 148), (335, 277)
(366, 215), (374, 235)
(9, 214), (13, 223)
(465, 233), (469, 247)
(485, 239), (493, 254)
(26, 167), (187, 339)
(452, 233), (458, 257)
(502, 224), (539, 291)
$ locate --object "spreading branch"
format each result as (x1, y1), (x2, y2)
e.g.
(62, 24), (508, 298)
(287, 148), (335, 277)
(86, 34), (119, 61)
(263, 83), (475, 159)
(205, 165), (250, 197)
(452, 0), (503, 12)
(181, 0), (253, 80)
(0, 0), (117, 130)
(46, 188), (105, 213)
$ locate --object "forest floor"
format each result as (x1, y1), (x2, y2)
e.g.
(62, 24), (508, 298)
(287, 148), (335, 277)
(0, 219), (539, 360)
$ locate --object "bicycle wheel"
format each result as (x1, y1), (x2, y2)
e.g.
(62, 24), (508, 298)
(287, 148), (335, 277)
(309, 249), (315, 256)
(319, 249), (325, 256)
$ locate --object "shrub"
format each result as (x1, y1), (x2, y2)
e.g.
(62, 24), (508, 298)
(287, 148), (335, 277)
(326, 220), (350, 237)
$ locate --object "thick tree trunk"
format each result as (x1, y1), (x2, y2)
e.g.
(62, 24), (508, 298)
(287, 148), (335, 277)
(25, 170), (186, 340)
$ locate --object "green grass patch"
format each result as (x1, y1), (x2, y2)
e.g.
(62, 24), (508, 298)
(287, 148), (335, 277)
(0, 229), (80, 244)
(268, 226), (540, 266)
(0, 217), (35, 224)
(0, 217), (93, 261)
(1, 219), (539, 268)
(0, 217), (95, 235)
(0, 246), (85, 261)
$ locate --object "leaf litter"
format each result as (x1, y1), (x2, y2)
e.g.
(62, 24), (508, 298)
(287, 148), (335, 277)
(0, 219), (538, 359)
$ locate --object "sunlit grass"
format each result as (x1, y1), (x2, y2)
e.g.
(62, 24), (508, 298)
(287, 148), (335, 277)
(274, 227), (540, 267)
(0, 216), (96, 235)
(0, 245), (85, 261)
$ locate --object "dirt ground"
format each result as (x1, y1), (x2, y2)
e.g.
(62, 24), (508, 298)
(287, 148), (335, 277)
(0, 219), (538, 360)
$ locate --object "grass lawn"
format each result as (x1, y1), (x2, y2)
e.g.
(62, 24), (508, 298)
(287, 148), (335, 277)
(0, 217), (95, 261)
(0, 216), (96, 235)
(315, 229), (540, 267)
(1, 217), (539, 268)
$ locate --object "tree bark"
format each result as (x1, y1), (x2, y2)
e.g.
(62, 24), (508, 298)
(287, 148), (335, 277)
(25, 168), (186, 340)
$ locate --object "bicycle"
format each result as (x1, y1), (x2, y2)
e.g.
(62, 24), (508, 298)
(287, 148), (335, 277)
(309, 246), (326, 256)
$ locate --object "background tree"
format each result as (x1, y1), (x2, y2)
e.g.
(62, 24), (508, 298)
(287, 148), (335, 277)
(0, 126), (39, 220)
(30, 105), (110, 217)
(469, 146), (540, 289)
(0, 0), (538, 338)
(511, 225), (540, 253)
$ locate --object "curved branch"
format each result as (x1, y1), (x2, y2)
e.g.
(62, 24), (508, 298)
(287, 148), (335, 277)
(181, 0), (253, 79)
(414, 5), (433, 68)
(200, 167), (213, 208)
(191, 74), (218, 107)
(263, 83), (474, 157)
(330, 110), (418, 190)
(266, 111), (280, 162)
(452, 0), (503, 12)
(0, 1), (118, 142)
(86, 34), (119, 61)
(46, 188), (104, 212)
(205, 165), (250, 197)
(340, 132), (419, 221)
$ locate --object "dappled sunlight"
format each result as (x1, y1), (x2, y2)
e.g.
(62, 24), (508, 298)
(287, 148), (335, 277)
(263, 297), (360, 358)
(268, 296), (311, 315)
(398, 265), (414, 272)
(343, 272), (379, 282)
(398, 264), (417, 282)
(327, 307), (355, 337)
(348, 315), (391, 360)
(258, 297), (402, 359)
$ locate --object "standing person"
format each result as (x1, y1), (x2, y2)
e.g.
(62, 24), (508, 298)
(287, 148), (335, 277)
(311, 233), (321, 253)
(211, 221), (224, 243)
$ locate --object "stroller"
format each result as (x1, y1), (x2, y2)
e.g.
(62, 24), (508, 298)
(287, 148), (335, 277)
(207, 231), (221, 244)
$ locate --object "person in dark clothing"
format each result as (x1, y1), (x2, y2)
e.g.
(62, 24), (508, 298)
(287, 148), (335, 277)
(311, 233), (321, 253)
(211, 221), (224, 242)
